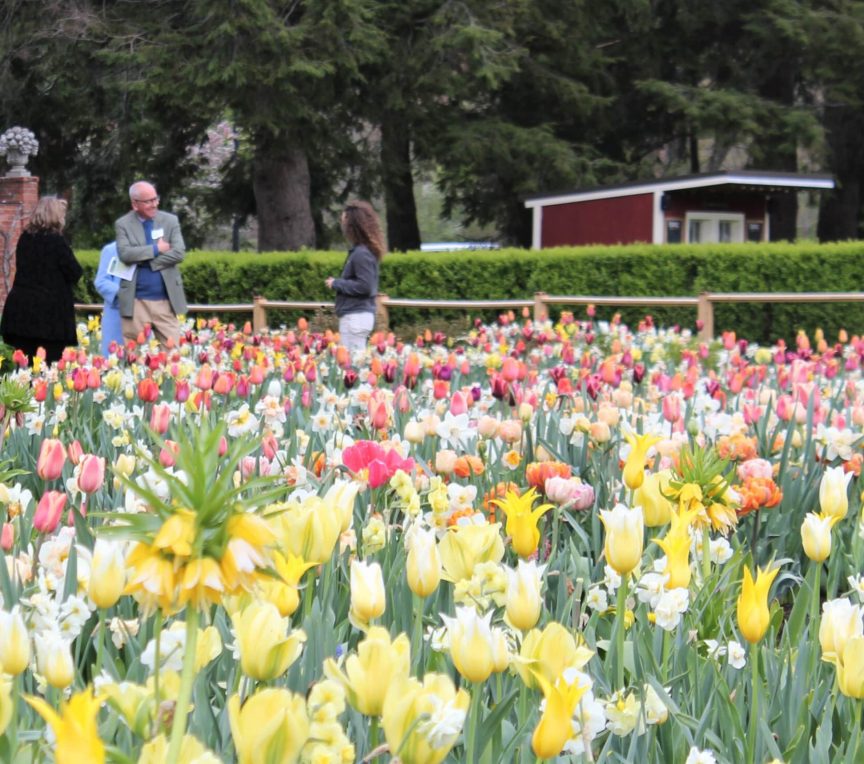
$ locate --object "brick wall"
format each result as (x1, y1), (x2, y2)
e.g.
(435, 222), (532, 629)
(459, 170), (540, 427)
(0, 175), (39, 312)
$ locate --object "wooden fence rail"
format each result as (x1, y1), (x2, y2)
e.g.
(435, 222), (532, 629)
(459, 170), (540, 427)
(74, 291), (864, 342)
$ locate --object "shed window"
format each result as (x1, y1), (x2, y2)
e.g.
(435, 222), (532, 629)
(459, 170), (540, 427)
(684, 212), (745, 244)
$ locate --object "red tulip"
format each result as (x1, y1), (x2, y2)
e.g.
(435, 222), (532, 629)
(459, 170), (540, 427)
(37, 439), (66, 481)
(138, 377), (160, 403)
(34, 491), (67, 533)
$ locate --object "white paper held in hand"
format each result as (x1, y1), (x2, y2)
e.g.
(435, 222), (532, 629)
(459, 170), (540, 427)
(106, 257), (137, 281)
(152, 228), (164, 240)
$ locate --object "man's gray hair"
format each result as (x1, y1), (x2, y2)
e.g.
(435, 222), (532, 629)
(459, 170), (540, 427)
(128, 181), (155, 201)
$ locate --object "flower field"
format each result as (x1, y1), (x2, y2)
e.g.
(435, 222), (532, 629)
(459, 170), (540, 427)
(0, 310), (862, 764)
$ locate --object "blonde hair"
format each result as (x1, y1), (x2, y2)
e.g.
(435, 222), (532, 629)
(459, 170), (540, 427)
(26, 197), (67, 234)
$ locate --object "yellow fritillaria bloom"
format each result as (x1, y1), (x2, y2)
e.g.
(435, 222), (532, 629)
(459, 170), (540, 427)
(736, 564), (781, 644)
(622, 432), (662, 490)
(125, 542), (177, 615)
(25, 689), (105, 764)
(491, 487), (555, 558)
(323, 627), (411, 716)
(152, 509), (196, 557)
(228, 688), (310, 764)
(531, 670), (588, 760)
(382, 673), (470, 764)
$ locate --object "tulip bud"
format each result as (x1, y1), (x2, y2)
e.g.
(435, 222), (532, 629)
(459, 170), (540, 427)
(77, 455), (106, 495)
(89, 538), (126, 608)
(801, 512), (838, 563)
(819, 466), (853, 520)
(150, 403), (172, 435)
(442, 606), (496, 683)
(35, 631), (74, 689)
(820, 598), (864, 664)
(599, 503), (644, 576)
(0, 608), (31, 675)
(33, 490), (67, 533)
(505, 560), (545, 632)
(349, 558), (386, 629)
(36, 438), (66, 481)
(837, 636), (864, 699)
(405, 525), (441, 598)
(232, 602), (306, 681)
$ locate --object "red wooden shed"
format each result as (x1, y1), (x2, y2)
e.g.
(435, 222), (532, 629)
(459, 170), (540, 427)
(523, 171), (835, 249)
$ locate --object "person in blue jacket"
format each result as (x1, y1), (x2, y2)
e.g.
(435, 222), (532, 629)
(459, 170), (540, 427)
(93, 241), (124, 356)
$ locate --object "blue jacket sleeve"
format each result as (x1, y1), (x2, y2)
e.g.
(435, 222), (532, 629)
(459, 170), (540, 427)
(332, 247), (378, 297)
(95, 242), (121, 305)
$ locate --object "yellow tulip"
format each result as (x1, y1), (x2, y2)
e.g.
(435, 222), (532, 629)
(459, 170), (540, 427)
(736, 564), (780, 644)
(228, 688), (310, 764)
(35, 631), (74, 689)
(405, 524), (442, 598)
(819, 598), (864, 664)
(324, 480), (361, 533)
(323, 627), (410, 716)
(515, 622), (593, 690)
(652, 503), (699, 590)
(101, 681), (152, 737)
(819, 465), (853, 520)
(0, 676), (11, 737)
(382, 674), (469, 764)
(137, 733), (220, 764)
(837, 635), (864, 699)
(491, 487), (555, 558)
(531, 670), (588, 760)
(622, 431), (662, 490)
(801, 512), (840, 563)
(195, 626), (223, 670)
(349, 558), (386, 630)
(268, 496), (341, 564)
(438, 522), (504, 583)
(442, 606), (497, 683)
(25, 689), (105, 764)
(634, 469), (675, 527)
(505, 560), (546, 631)
(599, 503), (644, 576)
(0, 607), (31, 675)
(89, 538), (127, 609)
(231, 601), (306, 680)
(262, 551), (316, 617)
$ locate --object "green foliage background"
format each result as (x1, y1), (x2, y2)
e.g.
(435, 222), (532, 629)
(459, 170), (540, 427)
(74, 242), (864, 342)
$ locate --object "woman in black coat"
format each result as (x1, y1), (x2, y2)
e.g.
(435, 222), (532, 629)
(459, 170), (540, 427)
(1, 197), (83, 364)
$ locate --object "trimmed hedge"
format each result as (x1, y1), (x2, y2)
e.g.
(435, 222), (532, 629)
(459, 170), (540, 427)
(73, 241), (864, 342)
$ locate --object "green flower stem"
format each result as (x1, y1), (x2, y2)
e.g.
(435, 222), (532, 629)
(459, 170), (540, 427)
(614, 574), (629, 690)
(846, 700), (862, 764)
(166, 608), (200, 764)
(809, 561), (822, 677)
(746, 645), (759, 764)
(8, 673), (20, 758)
(369, 715), (379, 753)
(465, 681), (483, 763)
(95, 610), (106, 676)
(152, 612), (163, 723)
(549, 507), (561, 565)
(750, 510), (762, 564)
(701, 528), (712, 583)
(411, 593), (425, 674)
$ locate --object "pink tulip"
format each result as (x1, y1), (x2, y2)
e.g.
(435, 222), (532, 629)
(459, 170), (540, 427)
(37, 439), (66, 481)
(449, 391), (468, 416)
(1, 523), (13, 551)
(159, 441), (179, 468)
(67, 440), (84, 466)
(662, 394), (682, 424)
(34, 491), (67, 533)
(77, 455), (106, 494)
(150, 403), (172, 435)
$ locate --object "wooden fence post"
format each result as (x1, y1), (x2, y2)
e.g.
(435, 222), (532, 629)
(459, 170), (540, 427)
(376, 293), (390, 332)
(252, 296), (267, 333)
(534, 291), (549, 323)
(697, 292), (713, 342)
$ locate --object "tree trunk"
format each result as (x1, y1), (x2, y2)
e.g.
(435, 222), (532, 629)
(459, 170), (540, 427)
(253, 144), (316, 252)
(380, 113), (421, 251)
(818, 103), (864, 241)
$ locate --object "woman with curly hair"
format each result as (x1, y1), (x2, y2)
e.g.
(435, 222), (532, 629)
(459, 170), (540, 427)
(325, 200), (386, 353)
(1, 196), (83, 365)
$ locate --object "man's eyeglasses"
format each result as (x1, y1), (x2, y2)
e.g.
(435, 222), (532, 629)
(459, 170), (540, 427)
(134, 197), (159, 205)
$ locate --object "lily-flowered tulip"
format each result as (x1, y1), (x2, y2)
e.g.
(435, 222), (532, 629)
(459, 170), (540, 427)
(231, 601), (306, 680)
(837, 635), (864, 699)
(622, 431), (662, 490)
(25, 688), (105, 764)
(515, 622), (593, 690)
(35, 631), (75, 689)
(819, 598), (864, 664)
(89, 538), (126, 609)
(653, 503), (699, 590)
(405, 524), (441, 598)
(261, 551), (316, 617)
(441, 606), (497, 683)
(819, 465), (853, 520)
(801, 512), (840, 563)
(505, 560), (546, 631)
(382, 673), (469, 764)
(228, 688), (309, 764)
(438, 523), (504, 583)
(0, 607), (31, 675)
(33, 490), (67, 533)
(349, 558), (386, 630)
(491, 487), (555, 558)
(531, 668), (589, 760)
(599, 503), (644, 576)
(37, 437), (66, 481)
(77, 454), (106, 494)
(736, 564), (780, 644)
(634, 469), (676, 527)
(324, 626), (411, 716)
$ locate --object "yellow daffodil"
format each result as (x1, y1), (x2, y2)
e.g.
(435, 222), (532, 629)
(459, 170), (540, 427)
(491, 487), (555, 558)
(228, 688), (310, 764)
(622, 431), (662, 490)
(438, 523), (504, 583)
(232, 601), (306, 680)
(801, 512), (840, 563)
(324, 626), (411, 716)
(531, 669), (588, 760)
(599, 503), (644, 576)
(25, 689), (105, 764)
(382, 674), (469, 764)
(736, 564), (780, 644)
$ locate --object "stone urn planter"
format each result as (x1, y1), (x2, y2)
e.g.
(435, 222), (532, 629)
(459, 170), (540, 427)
(0, 127), (39, 178)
